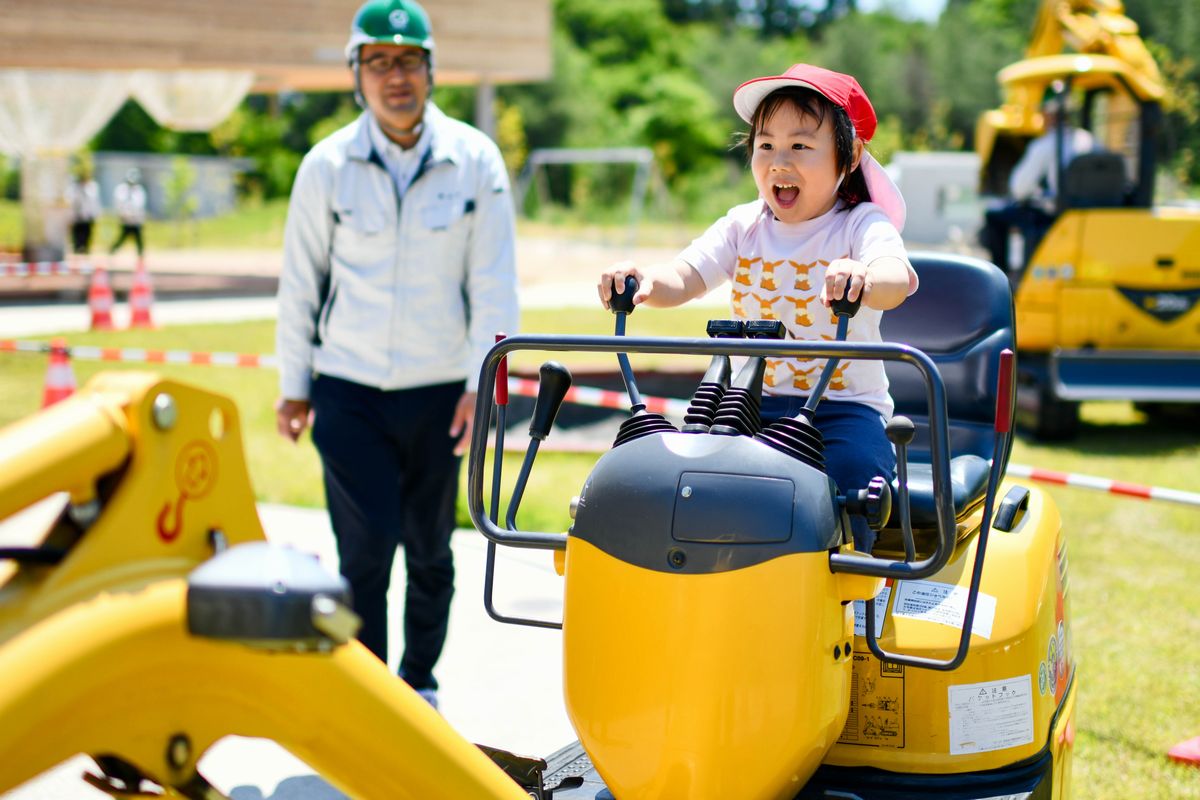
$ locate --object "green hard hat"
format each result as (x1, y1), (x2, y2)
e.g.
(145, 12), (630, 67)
(345, 0), (435, 63)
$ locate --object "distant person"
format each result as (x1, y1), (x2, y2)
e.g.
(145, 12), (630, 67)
(110, 168), (147, 258)
(981, 92), (1096, 270)
(598, 63), (916, 554)
(65, 168), (101, 255)
(274, 0), (518, 709)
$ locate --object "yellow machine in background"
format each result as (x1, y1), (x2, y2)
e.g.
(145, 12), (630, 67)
(976, 0), (1200, 439)
(1, 256), (1075, 798)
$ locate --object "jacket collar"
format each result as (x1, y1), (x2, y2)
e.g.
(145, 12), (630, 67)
(347, 103), (456, 168)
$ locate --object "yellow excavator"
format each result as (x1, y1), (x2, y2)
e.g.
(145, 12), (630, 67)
(0, 253), (1077, 798)
(976, 0), (1200, 439)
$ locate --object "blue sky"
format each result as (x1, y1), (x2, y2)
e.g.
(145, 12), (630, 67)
(856, 0), (948, 22)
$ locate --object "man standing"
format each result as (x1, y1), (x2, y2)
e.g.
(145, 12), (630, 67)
(110, 168), (147, 259)
(274, 0), (518, 709)
(66, 166), (101, 255)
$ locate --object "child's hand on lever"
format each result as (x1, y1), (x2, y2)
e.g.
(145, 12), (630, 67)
(598, 261), (648, 310)
(821, 256), (912, 311)
(598, 258), (707, 310)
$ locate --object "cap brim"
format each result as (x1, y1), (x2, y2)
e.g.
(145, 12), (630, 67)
(733, 77), (828, 124)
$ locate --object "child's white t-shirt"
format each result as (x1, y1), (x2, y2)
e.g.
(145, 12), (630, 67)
(679, 199), (916, 418)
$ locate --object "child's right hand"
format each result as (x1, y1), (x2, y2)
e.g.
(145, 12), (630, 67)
(598, 261), (648, 310)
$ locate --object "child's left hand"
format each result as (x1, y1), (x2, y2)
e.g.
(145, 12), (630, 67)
(820, 258), (870, 307)
(821, 256), (912, 311)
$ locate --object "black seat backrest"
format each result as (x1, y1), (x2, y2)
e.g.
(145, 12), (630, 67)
(1060, 151), (1128, 211)
(879, 253), (1015, 463)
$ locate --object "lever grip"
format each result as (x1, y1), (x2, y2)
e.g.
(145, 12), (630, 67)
(609, 275), (638, 315)
(830, 292), (862, 318)
(529, 361), (572, 441)
(995, 349), (1014, 434)
(495, 332), (508, 406)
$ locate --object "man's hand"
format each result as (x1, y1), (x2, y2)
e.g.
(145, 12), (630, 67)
(450, 391), (477, 456)
(275, 398), (312, 442)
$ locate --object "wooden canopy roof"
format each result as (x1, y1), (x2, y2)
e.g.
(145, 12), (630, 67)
(0, 0), (552, 92)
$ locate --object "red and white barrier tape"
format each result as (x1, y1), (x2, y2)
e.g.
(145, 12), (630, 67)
(0, 339), (276, 369)
(6, 337), (1194, 506)
(0, 261), (95, 278)
(507, 376), (690, 417)
(1006, 463), (1200, 508)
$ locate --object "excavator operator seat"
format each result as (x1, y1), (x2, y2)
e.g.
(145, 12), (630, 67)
(878, 253), (1015, 530)
(1059, 151), (1129, 211)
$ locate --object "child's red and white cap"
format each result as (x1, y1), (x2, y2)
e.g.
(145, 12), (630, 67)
(734, 63), (906, 232)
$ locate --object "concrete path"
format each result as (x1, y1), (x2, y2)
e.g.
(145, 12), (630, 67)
(0, 500), (575, 799)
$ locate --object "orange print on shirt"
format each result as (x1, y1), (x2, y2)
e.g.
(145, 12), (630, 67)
(764, 359), (786, 388)
(731, 288), (749, 317)
(749, 292), (779, 320)
(781, 296), (814, 327)
(735, 256), (760, 287)
(760, 259), (784, 291)
(793, 365), (818, 391)
(790, 259), (817, 292)
(829, 364), (850, 391)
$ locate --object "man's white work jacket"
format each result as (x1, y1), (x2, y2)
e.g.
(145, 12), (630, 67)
(276, 105), (518, 401)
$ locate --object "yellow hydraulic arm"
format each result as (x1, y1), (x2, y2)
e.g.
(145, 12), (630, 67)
(0, 372), (529, 800)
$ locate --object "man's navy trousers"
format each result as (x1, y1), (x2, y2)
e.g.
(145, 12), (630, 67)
(310, 374), (464, 691)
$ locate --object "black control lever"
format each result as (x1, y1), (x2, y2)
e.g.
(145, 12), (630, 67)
(802, 292), (862, 417)
(886, 415), (917, 560)
(484, 347), (564, 630)
(609, 275), (645, 412)
(528, 361), (572, 441)
(506, 362), (571, 532)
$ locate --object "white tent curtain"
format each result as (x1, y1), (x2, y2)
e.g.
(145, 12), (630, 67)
(130, 69), (254, 132)
(0, 70), (132, 157)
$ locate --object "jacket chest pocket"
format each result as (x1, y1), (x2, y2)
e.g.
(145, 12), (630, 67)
(419, 192), (468, 232)
(332, 176), (396, 264)
(416, 192), (471, 271)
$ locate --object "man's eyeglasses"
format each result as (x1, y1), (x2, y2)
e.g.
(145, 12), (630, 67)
(361, 52), (428, 75)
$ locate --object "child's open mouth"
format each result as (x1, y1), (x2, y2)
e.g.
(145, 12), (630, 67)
(773, 184), (800, 208)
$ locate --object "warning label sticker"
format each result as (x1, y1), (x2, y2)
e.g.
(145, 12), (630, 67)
(838, 652), (905, 748)
(948, 675), (1034, 755)
(892, 579), (997, 639)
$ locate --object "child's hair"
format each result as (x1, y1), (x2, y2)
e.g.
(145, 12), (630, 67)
(743, 87), (871, 210)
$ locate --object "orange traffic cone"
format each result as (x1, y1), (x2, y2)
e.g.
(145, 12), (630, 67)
(41, 339), (76, 408)
(87, 265), (115, 331)
(128, 261), (155, 329)
(1169, 736), (1200, 767)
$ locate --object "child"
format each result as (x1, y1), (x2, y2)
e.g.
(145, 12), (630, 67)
(597, 63), (918, 552)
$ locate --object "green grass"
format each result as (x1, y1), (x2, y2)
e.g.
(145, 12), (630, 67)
(1, 315), (1198, 798)
(0, 197), (704, 254)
